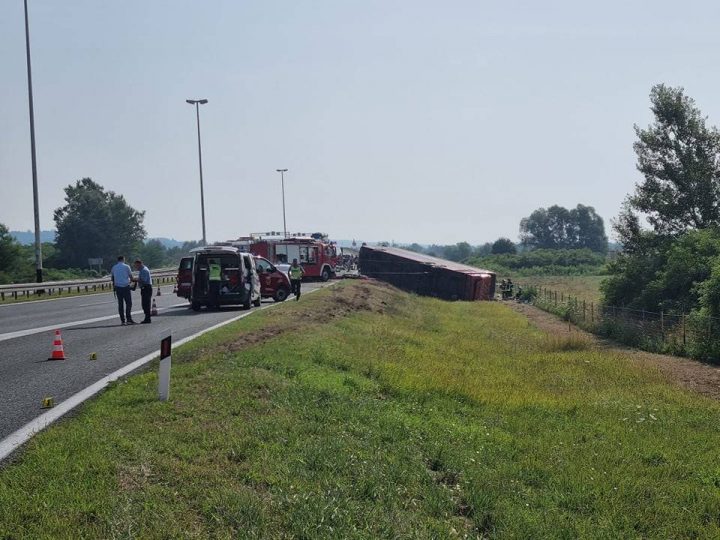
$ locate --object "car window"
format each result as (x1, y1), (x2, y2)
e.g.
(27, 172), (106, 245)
(255, 258), (271, 273)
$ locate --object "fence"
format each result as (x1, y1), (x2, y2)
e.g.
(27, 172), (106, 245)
(524, 285), (720, 363)
(0, 270), (177, 302)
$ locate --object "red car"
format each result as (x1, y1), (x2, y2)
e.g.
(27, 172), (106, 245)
(176, 255), (290, 303)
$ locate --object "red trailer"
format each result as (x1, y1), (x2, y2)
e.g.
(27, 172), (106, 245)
(359, 246), (496, 300)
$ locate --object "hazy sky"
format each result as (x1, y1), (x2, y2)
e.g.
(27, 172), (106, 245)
(2, 1), (720, 245)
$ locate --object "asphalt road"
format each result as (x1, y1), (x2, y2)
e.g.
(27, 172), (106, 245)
(0, 282), (324, 441)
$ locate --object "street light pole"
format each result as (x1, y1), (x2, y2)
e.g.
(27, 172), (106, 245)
(186, 99), (208, 245)
(276, 169), (288, 237)
(24, 0), (42, 283)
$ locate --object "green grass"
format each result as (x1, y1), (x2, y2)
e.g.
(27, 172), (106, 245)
(517, 274), (605, 304)
(1, 281), (720, 538)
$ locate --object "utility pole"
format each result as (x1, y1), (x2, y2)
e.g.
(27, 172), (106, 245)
(186, 99), (208, 245)
(276, 169), (288, 237)
(24, 0), (42, 283)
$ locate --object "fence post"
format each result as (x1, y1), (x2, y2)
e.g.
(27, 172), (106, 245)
(682, 313), (686, 346)
(660, 311), (664, 342)
(555, 291), (557, 305)
(583, 300), (586, 321)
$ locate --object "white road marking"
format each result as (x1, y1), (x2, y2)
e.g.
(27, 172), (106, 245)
(0, 303), (188, 342)
(0, 284), (331, 462)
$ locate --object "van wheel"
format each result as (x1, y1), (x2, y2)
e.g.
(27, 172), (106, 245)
(253, 296), (261, 307)
(321, 267), (331, 282)
(191, 302), (201, 311)
(274, 287), (289, 302)
(243, 299), (251, 310)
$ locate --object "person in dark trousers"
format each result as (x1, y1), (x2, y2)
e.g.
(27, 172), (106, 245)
(288, 258), (304, 301)
(111, 255), (135, 325)
(134, 259), (153, 323)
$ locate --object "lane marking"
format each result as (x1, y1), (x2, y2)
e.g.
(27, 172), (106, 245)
(0, 284), (331, 462)
(0, 303), (188, 343)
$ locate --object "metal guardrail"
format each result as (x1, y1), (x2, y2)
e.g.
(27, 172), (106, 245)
(0, 268), (177, 301)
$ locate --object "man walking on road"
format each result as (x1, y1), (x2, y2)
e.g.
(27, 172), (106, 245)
(134, 259), (153, 324)
(288, 258), (304, 301)
(111, 256), (135, 325)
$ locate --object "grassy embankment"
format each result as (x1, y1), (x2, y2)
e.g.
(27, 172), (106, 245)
(517, 275), (604, 304)
(1, 281), (719, 538)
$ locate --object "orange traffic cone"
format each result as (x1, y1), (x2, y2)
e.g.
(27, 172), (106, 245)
(156, 286), (162, 296)
(48, 329), (67, 361)
(151, 299), (158, 317)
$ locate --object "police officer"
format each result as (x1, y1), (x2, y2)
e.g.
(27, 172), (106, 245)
(134, 259), (153, 323)
(288, 258), (304, 301)
(111, 255), (135, 325)
(208, 258), (222, 309)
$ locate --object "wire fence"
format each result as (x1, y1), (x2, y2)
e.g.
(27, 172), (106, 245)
(520, 285), (720, 363)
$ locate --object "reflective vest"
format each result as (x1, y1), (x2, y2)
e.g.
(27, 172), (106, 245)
(209, 263), (222, 281)
(289, 265), (303, 280)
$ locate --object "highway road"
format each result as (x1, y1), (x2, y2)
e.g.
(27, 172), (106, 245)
(0, 282), (325, 444)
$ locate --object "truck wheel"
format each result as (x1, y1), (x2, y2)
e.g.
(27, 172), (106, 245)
(274, 287), (289, 302)
(253, 296), (261, 307)
(191, 302), (201, 312)
(321, 267), (331, 282)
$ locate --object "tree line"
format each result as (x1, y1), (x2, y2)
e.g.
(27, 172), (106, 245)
(0, 178), (199, 284)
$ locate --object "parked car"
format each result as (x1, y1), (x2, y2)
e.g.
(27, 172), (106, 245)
(186, 246), (261, 311)
(254, 256), (291, 302)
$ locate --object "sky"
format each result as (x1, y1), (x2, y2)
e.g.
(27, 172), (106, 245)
(2, 1), (720, 245)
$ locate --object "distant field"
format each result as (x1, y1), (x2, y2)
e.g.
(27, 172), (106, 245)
(516, 274), (605, 303)
(2, 280), (719, 538)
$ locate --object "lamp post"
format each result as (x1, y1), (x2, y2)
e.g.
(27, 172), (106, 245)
(276, 169), (288, 237)
(24, 0), (42, 283)
(186, 99), (208, 245)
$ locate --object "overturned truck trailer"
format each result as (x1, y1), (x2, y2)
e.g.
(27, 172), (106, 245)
(359, 246), (496, 301)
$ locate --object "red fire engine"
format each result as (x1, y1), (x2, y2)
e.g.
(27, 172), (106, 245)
(222, 233), (339, 281)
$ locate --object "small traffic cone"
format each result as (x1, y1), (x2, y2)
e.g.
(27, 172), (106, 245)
(151, 299), (158, 317)
(172, 285), (177, 294)
(48, 329), (67, 361)
(156, 286), (162, 296)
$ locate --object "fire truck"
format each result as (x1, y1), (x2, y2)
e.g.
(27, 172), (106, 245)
(221, 232), (339, 281)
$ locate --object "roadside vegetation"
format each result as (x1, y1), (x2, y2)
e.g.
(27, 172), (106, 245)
(2, 281), (719, 538)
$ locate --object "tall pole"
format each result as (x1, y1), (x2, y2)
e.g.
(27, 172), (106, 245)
(187, 99), (208, 245)
(277, 169), (288, 237)
(24, 0), (42, 283)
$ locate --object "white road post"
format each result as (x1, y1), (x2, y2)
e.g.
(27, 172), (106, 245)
(159, 336), (172, 401)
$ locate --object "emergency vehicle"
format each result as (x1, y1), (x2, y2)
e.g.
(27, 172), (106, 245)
(222, 233), (340, 281)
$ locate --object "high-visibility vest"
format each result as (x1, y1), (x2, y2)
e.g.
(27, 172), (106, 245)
(209, 263), (222, 281)
(289, 266), (303, 280)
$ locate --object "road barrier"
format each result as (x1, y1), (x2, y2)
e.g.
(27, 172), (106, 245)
(0, 269), (177, 302)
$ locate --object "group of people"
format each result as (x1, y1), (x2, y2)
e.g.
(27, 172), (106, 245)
(110, 255), (154, 325)
(499, 278), (522, 301)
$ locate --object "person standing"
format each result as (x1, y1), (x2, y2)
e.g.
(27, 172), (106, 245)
(134, 259), (153, 324)
(208, 258), (222, 309)
(111, 255), (135, 325)
(288, 258), (304, 301)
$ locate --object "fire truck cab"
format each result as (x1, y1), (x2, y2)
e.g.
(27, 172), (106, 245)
(241, 233), (339, 282)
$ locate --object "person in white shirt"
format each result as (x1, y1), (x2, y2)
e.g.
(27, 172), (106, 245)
(111, 255), (135, 325)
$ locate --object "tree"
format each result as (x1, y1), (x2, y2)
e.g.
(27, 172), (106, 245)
(137, 239), (167, 268)
(628, 84), (720, 237)
(491, 237), (516, 254)
(520, 204), (607, 252)
(54, 178), (147, 269)
(0, 223), (23, 281)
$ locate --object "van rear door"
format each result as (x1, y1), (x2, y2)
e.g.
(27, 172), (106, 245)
(177, 256), (193, 298)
